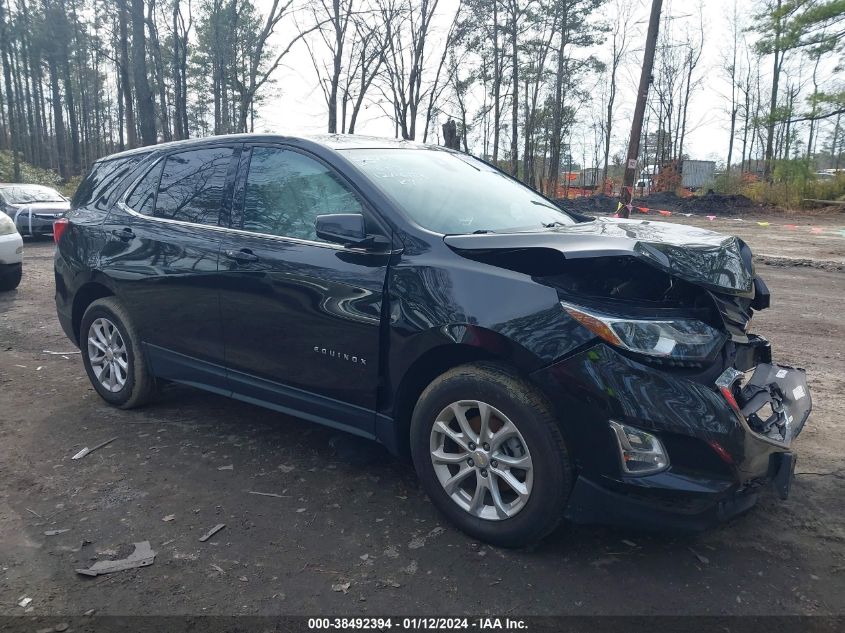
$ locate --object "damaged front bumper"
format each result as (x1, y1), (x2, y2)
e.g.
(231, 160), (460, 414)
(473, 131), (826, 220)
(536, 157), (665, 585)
(531, 339), (812, 532)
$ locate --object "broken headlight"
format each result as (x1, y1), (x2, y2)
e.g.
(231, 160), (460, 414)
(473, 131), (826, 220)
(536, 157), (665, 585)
(561, 301), (725, 361)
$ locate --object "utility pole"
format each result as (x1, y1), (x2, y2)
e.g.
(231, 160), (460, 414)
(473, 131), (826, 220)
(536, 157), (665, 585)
(618, 0), (663, 218)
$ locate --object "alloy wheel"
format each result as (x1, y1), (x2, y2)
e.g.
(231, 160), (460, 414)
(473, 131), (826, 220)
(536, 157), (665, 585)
(429, 400), (534, 521)
(87, 317), (129, 393)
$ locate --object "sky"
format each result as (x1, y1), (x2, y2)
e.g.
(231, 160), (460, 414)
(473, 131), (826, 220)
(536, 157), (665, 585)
(252, 0), (840, 167)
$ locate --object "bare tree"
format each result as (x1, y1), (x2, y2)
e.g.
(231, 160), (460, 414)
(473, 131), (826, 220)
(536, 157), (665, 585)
(308, 0), (356, 133)
(602, 0), (633, 190)
(228, 0), (327, 133)
(723, 0), (742, 178)
(377, 0), (439, 140)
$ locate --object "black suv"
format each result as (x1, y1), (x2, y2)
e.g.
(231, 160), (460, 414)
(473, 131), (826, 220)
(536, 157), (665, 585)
(55, 134), (811, 546)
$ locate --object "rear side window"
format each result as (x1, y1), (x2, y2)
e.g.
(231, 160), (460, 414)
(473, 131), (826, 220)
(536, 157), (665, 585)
(72, 155), (147, 211)
(126, 160), (164, 216)
(155, 147), (234, 226)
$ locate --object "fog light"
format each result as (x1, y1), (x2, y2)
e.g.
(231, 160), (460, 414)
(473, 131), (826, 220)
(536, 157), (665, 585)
(609, 420), (669, 475)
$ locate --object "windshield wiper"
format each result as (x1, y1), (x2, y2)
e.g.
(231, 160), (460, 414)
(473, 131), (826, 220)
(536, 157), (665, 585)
(472, 229), (494, 234)
(541, 221), (568, 228)
(531, 200), (560, 211)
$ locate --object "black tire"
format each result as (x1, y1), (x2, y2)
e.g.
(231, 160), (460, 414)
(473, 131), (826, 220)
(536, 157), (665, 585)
(0, 264), (22, 291)
(80, 297), (157, 409)
(410, 362), (573, 548)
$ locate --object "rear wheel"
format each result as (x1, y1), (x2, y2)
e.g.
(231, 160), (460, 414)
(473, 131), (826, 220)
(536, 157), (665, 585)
(410, 362), (573, 547)
(0, 264), (21, 291)
(80, 297), (156, 409)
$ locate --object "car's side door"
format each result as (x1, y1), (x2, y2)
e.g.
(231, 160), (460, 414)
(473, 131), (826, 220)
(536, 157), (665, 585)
(105, 144), (240, 392)
(218, 144), (392, 437)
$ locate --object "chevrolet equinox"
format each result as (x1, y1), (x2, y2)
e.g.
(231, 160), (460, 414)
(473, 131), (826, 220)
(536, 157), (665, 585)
(54, 134), (811, 546)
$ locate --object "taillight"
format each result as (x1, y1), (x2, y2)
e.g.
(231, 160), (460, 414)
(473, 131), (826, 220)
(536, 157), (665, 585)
(53, 218), (69, 244)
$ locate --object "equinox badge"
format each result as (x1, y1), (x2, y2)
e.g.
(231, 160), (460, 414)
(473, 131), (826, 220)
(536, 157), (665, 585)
(313, 346), (367, 366)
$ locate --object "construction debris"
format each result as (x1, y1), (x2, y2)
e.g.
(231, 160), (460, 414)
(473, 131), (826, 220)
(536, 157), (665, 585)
(162, 514), (176, 522)
(689, 548), (710, 565)
(332, 581), (351, 594)
(71, 436), (118, 460)
(76, 541), (156, 577)
(18, 597), (32, 608)
(44, 529), (70, 536)
(198, 523), (226, 542)
(248, 491), (288, 498)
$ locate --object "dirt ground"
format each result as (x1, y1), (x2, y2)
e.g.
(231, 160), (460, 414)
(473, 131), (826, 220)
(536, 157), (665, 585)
(1, 211), (844, 617)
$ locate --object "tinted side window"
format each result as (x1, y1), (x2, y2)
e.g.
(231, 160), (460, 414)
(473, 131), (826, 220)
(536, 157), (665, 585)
(72, 155), (147, 210)
(126, 161), (164, 216)
(155, 147), (234, 225)
(242, 147), (363, 241)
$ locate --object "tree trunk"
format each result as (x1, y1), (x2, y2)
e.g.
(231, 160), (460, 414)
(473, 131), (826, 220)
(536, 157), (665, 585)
(509, 3), (518, 176)
(47, 54), (68, 179)
(547, 6), (568, 198)
(0, 0), (20, 180)
(327, 0), (342, 133)
(492, 0), (500, 163)
(146, 3), (171, 141)
(117, 0), (137, 148)
(172, 1), (184, 140)
(763, 0), (782, 181)
(58, 3), (81, 174)
(131, 0), (156, 145)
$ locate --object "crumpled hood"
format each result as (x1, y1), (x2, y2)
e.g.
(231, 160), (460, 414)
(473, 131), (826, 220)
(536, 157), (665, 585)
(443, 218), (754, 295)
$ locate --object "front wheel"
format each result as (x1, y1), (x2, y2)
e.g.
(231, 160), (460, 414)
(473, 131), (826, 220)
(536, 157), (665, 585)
(410, 362), (573, 547)
(80, 297), (157, 409)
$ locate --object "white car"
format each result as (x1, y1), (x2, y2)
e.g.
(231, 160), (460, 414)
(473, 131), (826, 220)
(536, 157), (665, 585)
(0, 212), (23, 290)
(0, 183), (70, 238)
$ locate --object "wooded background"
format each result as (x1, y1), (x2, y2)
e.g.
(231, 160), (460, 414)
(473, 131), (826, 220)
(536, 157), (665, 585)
(0, 0), (842, 200)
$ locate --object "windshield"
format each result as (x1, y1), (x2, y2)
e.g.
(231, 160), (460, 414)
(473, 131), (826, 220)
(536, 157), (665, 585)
(343, 148), (575, 234)
(1, 185), (65, 204)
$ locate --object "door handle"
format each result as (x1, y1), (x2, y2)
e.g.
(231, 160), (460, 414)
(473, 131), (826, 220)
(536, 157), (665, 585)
(224, 248), (259, 263)
(111, 228), (136, 241)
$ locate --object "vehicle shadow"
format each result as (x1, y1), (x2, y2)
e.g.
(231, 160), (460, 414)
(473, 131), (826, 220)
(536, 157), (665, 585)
(147, 382), (756, 555)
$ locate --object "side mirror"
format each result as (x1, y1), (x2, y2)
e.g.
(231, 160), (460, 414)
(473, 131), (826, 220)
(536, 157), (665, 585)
(316, 213), (388, 249)
(315, 213), (366, 245)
